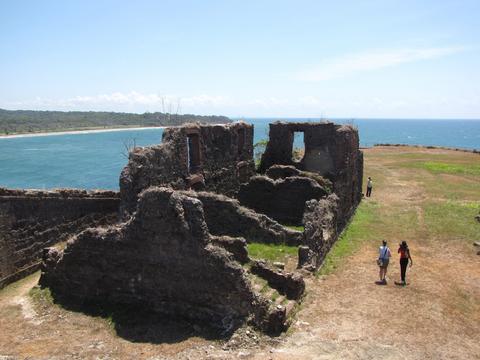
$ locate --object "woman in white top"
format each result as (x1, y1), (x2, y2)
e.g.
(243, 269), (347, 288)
(366, 177), (373, 197)
(378, 240), (391, 284)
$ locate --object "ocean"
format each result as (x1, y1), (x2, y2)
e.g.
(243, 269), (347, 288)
(0, 118), (479, 190)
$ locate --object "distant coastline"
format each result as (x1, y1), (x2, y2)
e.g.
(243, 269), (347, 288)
(0, 126), (165, 139)
(0, 108), (231, 136)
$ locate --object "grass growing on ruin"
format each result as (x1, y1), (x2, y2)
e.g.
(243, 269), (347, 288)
(286, 225), (304, 232)
(247, 243), (298, 263)
(318, 201), (379, 275)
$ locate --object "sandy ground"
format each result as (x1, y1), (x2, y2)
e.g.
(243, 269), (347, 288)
(0, 146), (479, 359)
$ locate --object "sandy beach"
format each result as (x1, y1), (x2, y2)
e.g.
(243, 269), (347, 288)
(0, 126), (165, 139)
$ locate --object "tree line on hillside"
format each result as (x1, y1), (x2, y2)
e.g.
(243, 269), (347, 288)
(0, 109), (232, 135)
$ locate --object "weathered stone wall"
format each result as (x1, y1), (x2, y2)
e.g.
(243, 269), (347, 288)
(298, 194), (340, 270)
(253, 122), (363, 269)
(182, 191), (302, 245)
(0, 188), (119, 289)
(41, 187), (304, 334)
(259, 122), (340, 174)
(238, 175), (329, 225)
(332, 126), (364, 224)
(258, 122), (363, 225)
(120, 122), (255, 214)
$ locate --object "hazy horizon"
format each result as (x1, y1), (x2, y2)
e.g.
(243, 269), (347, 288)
(1, 108), (480, 121)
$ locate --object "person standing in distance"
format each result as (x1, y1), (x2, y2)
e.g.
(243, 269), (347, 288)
(366, 177), (373, 197)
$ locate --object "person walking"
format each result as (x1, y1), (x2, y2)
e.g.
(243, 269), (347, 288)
(377, 240), (391, 284)
(366, 177), (373, 197)
(397, 241), (413, 286)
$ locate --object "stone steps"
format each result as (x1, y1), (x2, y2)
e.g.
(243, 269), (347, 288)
(247, 269), (301, 335)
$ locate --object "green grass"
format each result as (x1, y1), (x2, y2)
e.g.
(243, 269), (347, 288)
(318, 201), (379, 275)
(423, 200), (480, 243)
(422, 175), (480, 201)
(285, 225), (304, 232)
(29, 285), (54, 304)
(247, 243), (298, 262)
(416, 162), (480, 176)
(270, 290), (280, 302)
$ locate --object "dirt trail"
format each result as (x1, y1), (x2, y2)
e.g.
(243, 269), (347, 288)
(243, 147), (480, 360)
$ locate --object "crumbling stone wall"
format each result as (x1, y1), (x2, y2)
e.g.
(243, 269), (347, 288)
(238, 175), (329, 225)
(41, 187), (304, 334)
(120, 122), (255, 214)
(182, 191), (301, 245)
(250, 122), (363, 269)
(298, 194), (340, 270)
(0, 188), (119, 289)
(258, 122), (363, 224)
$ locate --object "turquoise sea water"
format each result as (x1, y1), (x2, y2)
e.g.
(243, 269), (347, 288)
(0, 119), (479, 190)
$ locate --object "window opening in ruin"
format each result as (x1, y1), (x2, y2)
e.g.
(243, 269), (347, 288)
(237, 128), (245, 157)
(187, 134), (201, 173)
(292, 131), (305, 162)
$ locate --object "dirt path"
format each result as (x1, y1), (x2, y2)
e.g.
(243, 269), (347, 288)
(0, 146), (479, 359)
(244, 242), (479, 360)
(243, 147), (480, 360)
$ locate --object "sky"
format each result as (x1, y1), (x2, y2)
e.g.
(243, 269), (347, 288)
(1, 0), (480, 118)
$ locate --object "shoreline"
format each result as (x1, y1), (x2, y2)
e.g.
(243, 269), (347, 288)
(371, 143), (479, 154)
(0, 126), (166, 139)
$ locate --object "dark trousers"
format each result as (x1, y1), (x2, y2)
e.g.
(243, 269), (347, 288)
(366, 187), (372, 197)
(400, 258), (409, 282)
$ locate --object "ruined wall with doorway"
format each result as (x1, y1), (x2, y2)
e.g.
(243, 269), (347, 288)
(0, 188), (119, 289)
(250, 121), (363, 269)
(120, 122), (255, 213)
(258, 121), (363, 223)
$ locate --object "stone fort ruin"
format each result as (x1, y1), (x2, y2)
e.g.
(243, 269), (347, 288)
(1, 120), (362, 334)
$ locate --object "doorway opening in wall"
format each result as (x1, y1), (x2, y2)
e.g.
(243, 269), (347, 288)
(187, 133), (201, 173)
(292, 131), (305, 163)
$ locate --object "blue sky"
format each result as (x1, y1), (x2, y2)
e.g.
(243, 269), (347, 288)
(1, 0), (479, 118)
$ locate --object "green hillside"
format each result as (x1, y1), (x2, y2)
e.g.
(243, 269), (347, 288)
(0, 109), (231, 135)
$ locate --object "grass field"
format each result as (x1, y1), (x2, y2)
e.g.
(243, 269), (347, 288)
(320, 149), (480, 276)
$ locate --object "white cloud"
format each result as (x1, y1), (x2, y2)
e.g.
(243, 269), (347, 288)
(5, 92), (233, 112)
(294, 46), (465, 81)
(4, 90), (478, 119)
